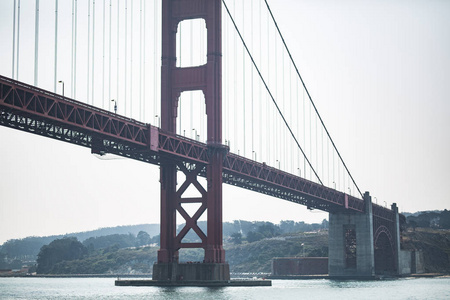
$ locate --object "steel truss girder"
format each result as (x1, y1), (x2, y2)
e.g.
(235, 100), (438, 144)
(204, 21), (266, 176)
(175, 162), (208, 249)
(0, 108), (160, 165)
(0, 75), (399, 226)
(222, 153), (365, 213)
(0, 75), (148, 146)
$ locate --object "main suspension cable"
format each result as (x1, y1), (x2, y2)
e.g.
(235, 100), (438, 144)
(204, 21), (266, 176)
(263, 0), (363, 197)
(222, 0), (322, 184)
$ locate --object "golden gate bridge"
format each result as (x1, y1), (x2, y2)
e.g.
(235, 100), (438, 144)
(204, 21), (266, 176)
(0, 0), (408, 283)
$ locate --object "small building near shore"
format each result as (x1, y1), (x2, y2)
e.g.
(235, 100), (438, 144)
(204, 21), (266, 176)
(272, 257), (328, 276)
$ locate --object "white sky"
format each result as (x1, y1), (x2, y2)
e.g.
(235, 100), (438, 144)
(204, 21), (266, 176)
(0, 0), (449, 244)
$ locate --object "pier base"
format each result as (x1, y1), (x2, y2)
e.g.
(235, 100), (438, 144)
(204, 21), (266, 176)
(152, 262), (230, 282)
(115, 279), (271, 287)
(115, 262), (271, 287)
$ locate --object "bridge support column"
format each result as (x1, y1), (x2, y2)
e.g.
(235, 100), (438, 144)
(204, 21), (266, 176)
(391, 203), (402, 275)
(153, 0), (229, 282)
(328, 192), (375, 278)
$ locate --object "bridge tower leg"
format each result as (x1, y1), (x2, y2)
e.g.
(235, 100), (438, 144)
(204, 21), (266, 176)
(153, 0), (230, 282)
(391, 203), (402, 274)
(328, 192), (375, 278)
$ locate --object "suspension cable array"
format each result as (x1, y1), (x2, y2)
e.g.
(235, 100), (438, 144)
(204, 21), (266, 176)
(1, 0), (362, 197)
(221, 0), (362, 197)
(263, 0), (363, 198)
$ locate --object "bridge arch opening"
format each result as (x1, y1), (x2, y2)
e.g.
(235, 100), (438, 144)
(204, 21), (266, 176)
(177, 90), (207, 142)
(374, 227), (396, 275)
(176, 19), (207, 68)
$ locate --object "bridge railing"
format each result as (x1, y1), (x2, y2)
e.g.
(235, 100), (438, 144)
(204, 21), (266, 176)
(1, 75), (400, 219)
(0, 75), (149, 147)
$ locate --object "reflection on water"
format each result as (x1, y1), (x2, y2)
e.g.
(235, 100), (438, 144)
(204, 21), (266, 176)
(0, 277), (449, 299)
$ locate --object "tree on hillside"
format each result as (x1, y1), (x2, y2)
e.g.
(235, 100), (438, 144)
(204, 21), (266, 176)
(257, 222), (280, 238)
(246, 231), (264, 243)
(36, 237), (87, 274)
(280, 220), (295, 233)
(230, 232), (242, 244)
(82, 234), (136, 251)
(136, 231), (151, 246)
(440, 210), (450, 229)
(150, 234), (160, 246)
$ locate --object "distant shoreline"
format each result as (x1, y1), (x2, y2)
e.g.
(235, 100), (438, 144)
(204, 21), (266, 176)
(1, 273), (449, 279)
(0, 274), (152, 278)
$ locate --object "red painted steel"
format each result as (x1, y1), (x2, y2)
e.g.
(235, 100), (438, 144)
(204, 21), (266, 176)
(158, 0), (225, 264)
(0, 75), (148, 146)
(0, 75), (398, 226)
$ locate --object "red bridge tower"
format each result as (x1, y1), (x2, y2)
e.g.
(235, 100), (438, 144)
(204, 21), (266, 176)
(152, 0), (230, 281)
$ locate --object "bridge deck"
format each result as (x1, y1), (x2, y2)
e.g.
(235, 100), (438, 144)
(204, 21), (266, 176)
(0, 75), (396, 221)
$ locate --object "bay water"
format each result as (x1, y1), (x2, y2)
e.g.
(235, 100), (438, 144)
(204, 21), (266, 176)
(1, 277), (449, 299)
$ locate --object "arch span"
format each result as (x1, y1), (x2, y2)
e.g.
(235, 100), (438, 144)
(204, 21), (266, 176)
(374, 225), (396, 274)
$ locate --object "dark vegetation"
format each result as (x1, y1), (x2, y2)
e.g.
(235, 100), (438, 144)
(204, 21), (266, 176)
(404, 210), (450, 230)
(1, 211), (450, 274)
(402, 228), (450, 273)
(0, 219), (327, 273)
(0, 224), (159, 260)
(36, 237), (88, 274)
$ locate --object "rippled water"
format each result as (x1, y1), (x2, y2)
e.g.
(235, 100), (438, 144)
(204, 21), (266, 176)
(1, 277), (449, 299)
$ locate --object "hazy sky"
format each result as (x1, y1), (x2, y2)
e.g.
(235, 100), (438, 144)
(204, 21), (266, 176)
(1, 0), (449, 244)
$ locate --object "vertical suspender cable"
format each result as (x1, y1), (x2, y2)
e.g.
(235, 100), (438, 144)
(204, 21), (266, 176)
(296, 65), (300, 175)
(201, 21), (205, 139)
(309, 98), (312, 179)
(337, 155), (340, 190)
(108, 0), (112, 111)
(87, 0), (90, 103)
(92, 0), (95, 105)
(16, 0), (21, 79)
(178, 23), (182, 131)
(102, 0), (105, 109)
(54, 0), (58, 93)
(116, 0), (119, 112)
(282, 43), (285, 170)
(303, 90), (306, 178)
(190, 22), (193, 137)
(124, 0), (127, 115)
(153, 0), (157, 120)
(74, 0), (78, 98)
(223, 12), (227, 142)
(34, 0), (39, 86)
(266, 6), (270, 163)
(12, 0), (16, 79)
(140, 0), (142, 121)
(289, 64), (292, 172)
(327, 137), (330, 185)
(322, 126), (324, 183)
(242, 0), (246, 157)
(233, 0), (237, 152)
(71, 0), (74, 97)
(143, 0), (146, 121)
(130, 0), (133, 118)
(274, 24), (278, 165)
(259, 0), (262, 161)
(251, 0), (254, 159)
(316, 113), (318, 180)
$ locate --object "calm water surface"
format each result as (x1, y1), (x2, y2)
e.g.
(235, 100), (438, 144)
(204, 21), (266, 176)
(1, 277), (449, 299)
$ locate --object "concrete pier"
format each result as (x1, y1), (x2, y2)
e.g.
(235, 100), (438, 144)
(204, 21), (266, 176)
(328, 192), (375, 278)
(114, 262), (271, 287)
(152, 262), (230, 282)
(115, 279), (272, 287)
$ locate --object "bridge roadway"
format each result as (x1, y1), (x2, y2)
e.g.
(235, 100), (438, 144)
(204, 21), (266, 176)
(0, 75), (396, 224)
